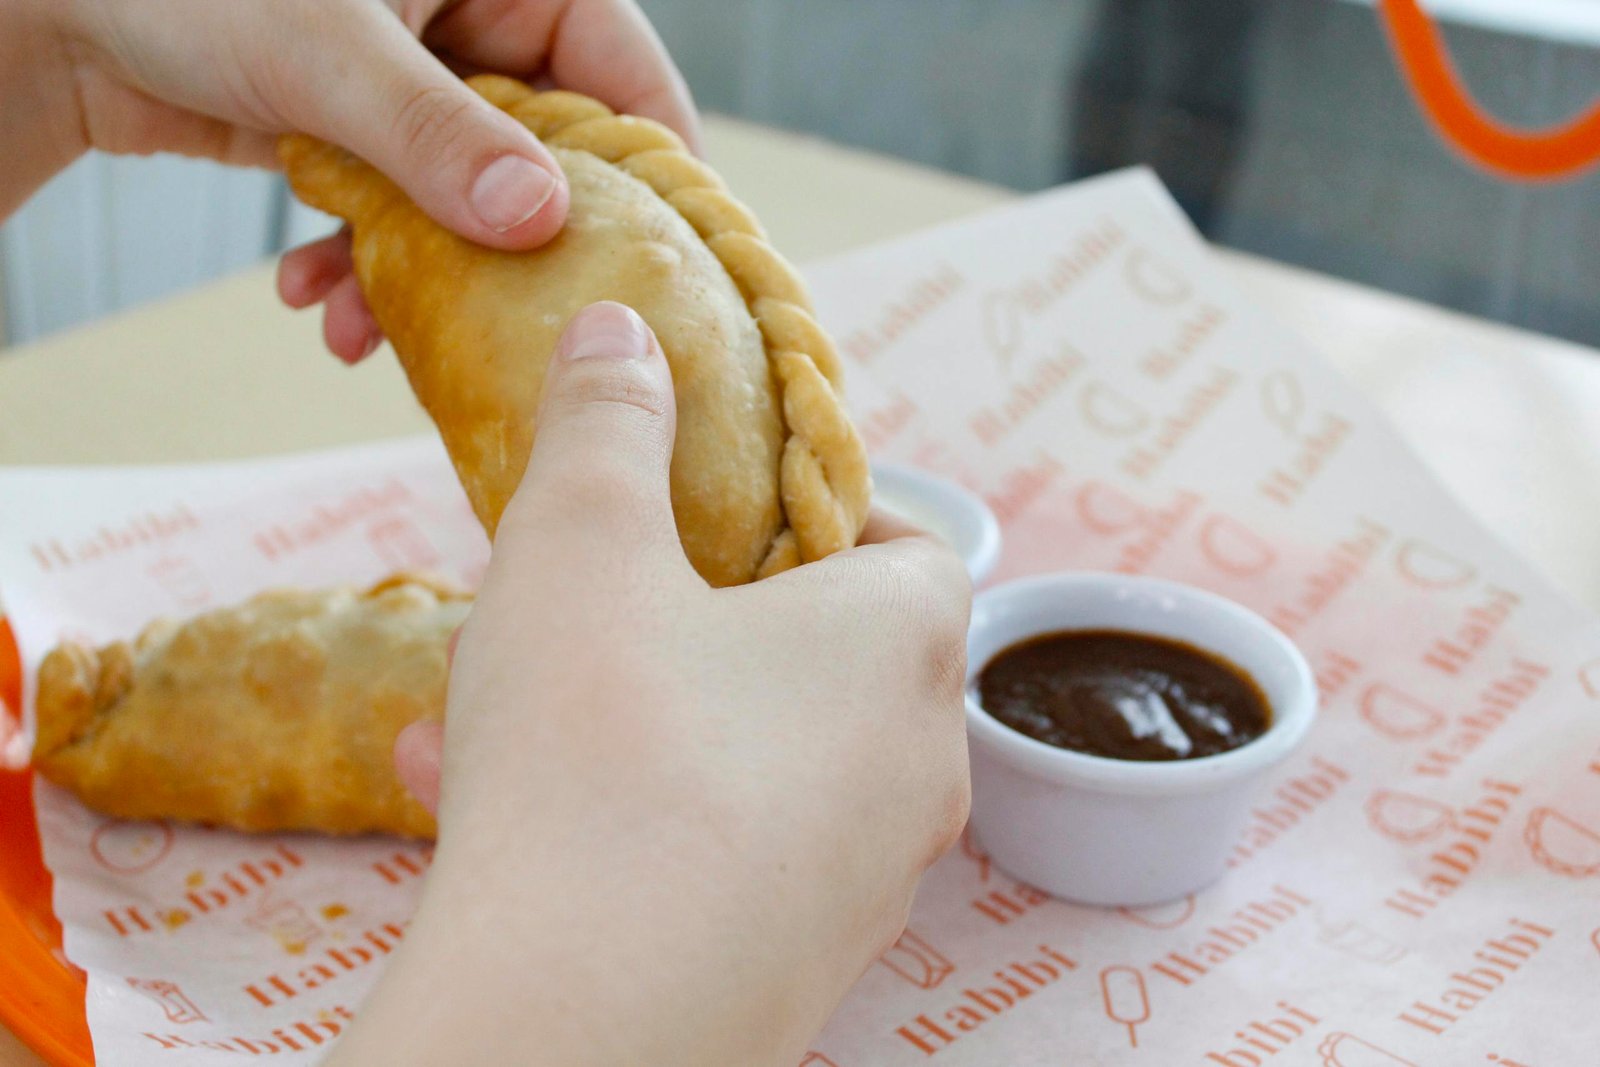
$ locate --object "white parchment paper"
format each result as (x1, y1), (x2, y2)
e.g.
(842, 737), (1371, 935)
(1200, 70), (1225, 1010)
(3, 170), (1598, 1065)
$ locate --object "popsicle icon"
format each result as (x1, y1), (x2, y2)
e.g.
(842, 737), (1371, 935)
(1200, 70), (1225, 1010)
(1099, 965), (1150, 1048)
(1318, 1033), (1416, 1066)
(878, 929), (955, 990)
(1365, 790), (1455, 843)
(1525, 807), (1600, 878)
(1260, 370), (1305, 437)
(1359, 685), (1445, 741)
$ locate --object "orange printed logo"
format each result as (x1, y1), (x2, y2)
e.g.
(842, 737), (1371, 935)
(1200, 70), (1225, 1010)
(1525, 807), (1600, 878)
(879, 929), (956, 990)
(127, 979), (208, 1025)
(1359, 684), (1445, 741)
(1099, 965), (1150, 1048)
(797, 1055), (841, 1067)
(1317, 1032), (1416, 1066)
(1366, 790), (1455, 843)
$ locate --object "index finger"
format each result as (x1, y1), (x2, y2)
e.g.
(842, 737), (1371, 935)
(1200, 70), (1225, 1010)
(857, 505), (935, 546)
(425, 0), (702, 152)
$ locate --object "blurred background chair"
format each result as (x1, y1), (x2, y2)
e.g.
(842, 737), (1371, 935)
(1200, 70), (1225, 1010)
(3, 0), (1597, 348)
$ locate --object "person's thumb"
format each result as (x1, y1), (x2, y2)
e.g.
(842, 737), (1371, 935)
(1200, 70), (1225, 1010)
(298, 11), (567, 249)
(495, 303), (683, 570)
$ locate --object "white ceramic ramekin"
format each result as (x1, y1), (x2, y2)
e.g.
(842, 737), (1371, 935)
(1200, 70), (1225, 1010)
(965, 573), (1317, 906)
(871, 463), (1002, 586)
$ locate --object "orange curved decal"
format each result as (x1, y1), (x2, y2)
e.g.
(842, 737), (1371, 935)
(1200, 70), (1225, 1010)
(1379, 0), (1600, 181)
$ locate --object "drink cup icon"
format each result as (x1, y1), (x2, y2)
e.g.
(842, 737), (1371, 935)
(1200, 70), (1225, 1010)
(879, 929), (955, 990)
(1318, 1033), (1416, 1066)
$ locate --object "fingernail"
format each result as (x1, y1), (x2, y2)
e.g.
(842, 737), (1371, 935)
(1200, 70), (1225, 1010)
(470, 155), (556, 233)
(558, 302), (652, 362)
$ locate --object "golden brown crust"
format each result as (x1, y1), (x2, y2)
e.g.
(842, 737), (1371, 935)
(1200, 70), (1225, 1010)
(279, 76), (869, 586)
(31, 575), (469, 839)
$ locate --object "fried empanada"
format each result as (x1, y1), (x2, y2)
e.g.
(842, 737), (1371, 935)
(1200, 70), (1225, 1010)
(280, 76), (870, 586)
(32, 576), (466, 838)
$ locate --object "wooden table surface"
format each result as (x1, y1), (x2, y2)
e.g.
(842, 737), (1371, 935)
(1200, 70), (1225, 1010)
(3, 113), (1598, 1065)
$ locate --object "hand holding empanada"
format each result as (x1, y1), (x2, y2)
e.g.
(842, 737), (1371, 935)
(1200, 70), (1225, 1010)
(281, 76), (871, 586)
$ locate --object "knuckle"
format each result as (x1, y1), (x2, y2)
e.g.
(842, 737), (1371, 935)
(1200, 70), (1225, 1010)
(552, 360), (673, 425)
(390, 84), (476, 160)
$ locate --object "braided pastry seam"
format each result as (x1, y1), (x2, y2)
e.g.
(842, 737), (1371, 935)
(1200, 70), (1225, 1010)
(465, 75), (870, 574)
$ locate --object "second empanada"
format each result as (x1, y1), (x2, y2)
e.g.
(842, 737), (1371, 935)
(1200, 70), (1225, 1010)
(280, 76), (870, 587)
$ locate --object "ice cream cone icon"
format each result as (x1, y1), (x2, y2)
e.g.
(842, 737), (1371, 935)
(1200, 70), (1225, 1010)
(1394, 539), (1476, 590)
(1366, 790), (1455, 843)
(1318, 1033), (1416, 1066)
(1525, 807), (1600, 878)
(1359, 685), (1445, 741)
(1199, 515), (1276, 577)
(879, 929), (955, 989)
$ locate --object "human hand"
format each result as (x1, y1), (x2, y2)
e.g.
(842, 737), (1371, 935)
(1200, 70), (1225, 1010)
(10, 0), (696, 360)
(340, 302), (973, 1066)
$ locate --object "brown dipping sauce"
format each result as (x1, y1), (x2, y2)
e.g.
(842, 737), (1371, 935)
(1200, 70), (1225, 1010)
(976, 630), (1271, 761)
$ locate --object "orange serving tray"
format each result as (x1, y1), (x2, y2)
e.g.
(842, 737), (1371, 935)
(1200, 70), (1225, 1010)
(0, 619), (94, 1066)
